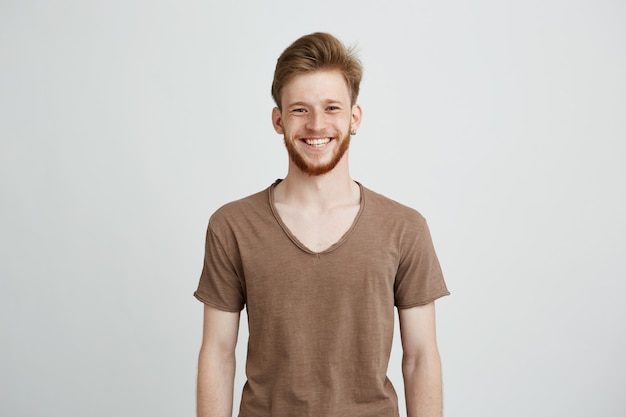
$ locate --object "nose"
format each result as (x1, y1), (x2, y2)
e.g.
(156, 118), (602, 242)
(305, 110), (325, 132)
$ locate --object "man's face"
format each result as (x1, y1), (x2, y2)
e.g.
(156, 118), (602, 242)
(272, 70), (362, 176)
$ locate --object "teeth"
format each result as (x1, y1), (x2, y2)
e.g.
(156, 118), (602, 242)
(305, 138), (331, 146)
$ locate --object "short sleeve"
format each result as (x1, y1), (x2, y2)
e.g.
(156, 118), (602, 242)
(194, 223), (245, 312)
(394, 219), (449, 308)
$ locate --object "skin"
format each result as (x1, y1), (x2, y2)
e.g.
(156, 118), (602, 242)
(197, 69), (444, 417)
(270, 69), (363, 252)
(272, 70), (358, 177)
(197, 305), (240, 417)
(399, 302), (444, 417)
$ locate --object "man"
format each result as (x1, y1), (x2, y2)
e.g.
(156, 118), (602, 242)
(195, 32), (449, 417)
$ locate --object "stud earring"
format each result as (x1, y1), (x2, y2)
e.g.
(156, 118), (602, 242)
(350, 129), (357, 135)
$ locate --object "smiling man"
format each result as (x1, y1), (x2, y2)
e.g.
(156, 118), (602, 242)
(194, 32), (449, 417)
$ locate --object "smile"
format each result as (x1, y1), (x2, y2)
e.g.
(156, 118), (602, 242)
(303, 138), (331, 147)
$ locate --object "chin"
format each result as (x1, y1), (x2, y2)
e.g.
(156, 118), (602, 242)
(286, 134), (351, 176)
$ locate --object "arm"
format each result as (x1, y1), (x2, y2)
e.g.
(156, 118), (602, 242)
(197, 304), (241, 417)
(398, 302), (443, 417)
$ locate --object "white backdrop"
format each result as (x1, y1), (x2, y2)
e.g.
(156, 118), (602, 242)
(1, 1), (625, 416)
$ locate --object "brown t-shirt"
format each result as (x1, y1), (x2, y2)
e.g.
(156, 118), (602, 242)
(195, 181), (449, 417)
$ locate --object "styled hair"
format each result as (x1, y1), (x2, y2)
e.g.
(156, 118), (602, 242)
(271, 32), (363, 110)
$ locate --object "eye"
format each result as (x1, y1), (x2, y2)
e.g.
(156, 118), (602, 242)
(291, 108), (306, 113)
(327, 106), (340, 111)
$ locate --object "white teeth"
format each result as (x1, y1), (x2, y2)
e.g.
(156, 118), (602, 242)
(305, 138), (331, 146)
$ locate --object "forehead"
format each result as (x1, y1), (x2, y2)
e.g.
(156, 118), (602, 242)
(281, 70), (350, 105)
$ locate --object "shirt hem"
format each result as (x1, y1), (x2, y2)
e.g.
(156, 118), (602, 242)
(396, 290), (450, 309)
(194, 291), (244, 312)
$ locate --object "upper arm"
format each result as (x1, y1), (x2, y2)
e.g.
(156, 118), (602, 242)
(398, 302), (439, 359)
(200, 304), (241, 356)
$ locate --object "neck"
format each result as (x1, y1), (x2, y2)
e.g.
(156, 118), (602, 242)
(276, 155), (359, 208)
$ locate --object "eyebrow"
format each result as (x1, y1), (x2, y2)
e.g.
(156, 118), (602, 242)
(286, 99), (345, 108)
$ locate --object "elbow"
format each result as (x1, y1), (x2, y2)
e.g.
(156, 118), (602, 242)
(200, 345), (235, 363)
(402, 347), (441, 373)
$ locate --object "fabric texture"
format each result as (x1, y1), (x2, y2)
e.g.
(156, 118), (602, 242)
(194, 180), (449, 417)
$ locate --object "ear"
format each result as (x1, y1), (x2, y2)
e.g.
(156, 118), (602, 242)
(271, 107), (284, 134)
(351, 104), (363, 132)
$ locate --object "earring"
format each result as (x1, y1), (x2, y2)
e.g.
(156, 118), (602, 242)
(350, 129), (357, 135)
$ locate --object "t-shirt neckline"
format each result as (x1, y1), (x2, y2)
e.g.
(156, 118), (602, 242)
(268, 179), (365, 256)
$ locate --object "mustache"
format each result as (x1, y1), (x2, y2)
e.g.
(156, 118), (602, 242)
(292, 131), (336, 138)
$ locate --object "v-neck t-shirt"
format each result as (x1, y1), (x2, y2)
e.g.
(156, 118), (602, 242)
(194, 181), (449, 417)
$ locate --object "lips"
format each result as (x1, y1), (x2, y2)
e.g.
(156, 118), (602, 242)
(303, 138), (331, 147)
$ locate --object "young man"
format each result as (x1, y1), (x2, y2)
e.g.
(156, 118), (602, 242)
(195, 32), (449, 417)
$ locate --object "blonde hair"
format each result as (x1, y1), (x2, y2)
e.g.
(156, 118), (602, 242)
(271, 32), (363, 110)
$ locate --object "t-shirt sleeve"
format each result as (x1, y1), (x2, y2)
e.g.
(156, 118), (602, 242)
(394, 218), (449, 308)
(194, 222), (245, 312)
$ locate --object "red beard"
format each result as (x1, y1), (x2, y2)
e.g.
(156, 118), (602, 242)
(283, 131), (351, 176)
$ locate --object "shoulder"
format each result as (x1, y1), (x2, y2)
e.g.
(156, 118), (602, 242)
(208, 186), (273, 235)
(361, 185), (427, 228)
(212, 188), (268, 218)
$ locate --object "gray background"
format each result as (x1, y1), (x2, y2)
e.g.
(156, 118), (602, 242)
(1, 0), (625, 416)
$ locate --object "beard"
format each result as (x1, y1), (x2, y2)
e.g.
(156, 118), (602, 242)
(283, 131), (351, 176)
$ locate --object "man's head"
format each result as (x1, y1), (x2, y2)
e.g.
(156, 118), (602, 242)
(271, 32), (363, 111)
(271, 33), (363, 177)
